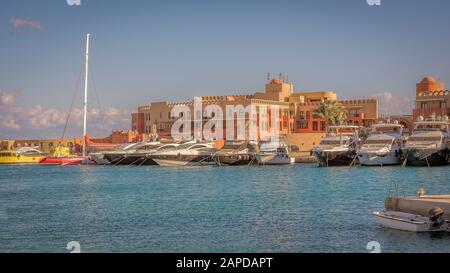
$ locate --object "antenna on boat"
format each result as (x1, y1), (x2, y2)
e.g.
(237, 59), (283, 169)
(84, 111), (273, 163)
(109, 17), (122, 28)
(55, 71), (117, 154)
(82, 33), (90, 157)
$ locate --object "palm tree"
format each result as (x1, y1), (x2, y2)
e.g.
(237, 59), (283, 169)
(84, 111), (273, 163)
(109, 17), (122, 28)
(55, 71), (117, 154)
(313, 100), (347, 127)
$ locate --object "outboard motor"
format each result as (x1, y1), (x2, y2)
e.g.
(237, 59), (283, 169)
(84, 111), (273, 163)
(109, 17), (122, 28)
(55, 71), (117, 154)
(429, 207), (446, 228)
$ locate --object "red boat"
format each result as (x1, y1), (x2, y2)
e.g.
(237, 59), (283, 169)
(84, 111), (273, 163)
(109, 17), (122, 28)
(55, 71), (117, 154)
(39, 156), (96, 166)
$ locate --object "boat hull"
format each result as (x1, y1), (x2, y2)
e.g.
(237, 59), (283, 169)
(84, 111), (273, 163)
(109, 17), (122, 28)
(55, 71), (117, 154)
(151, 154), (215, 167)
(0, 155), (45, 164)
(214, 154), (254, 166)
(104, 153), (157, 166)
(256, 154), (294, 165)
(39, 156), (96, 166)
(358, 151), (401, 166)
(372, 211), (430, 232)
(403, 149), (449, 167)
(89, 153), (110, 165)
(313, 150), (357, 167)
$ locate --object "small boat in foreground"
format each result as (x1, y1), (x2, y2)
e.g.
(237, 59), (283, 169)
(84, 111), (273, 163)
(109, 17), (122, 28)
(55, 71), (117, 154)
(372, 208), (449, 233)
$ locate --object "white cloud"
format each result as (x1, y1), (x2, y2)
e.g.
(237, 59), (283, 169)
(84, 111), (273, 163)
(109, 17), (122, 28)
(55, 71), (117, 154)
(369, 92), (413, 115)
(0, 90), (17, 107)
(0, 90), (131, 139)
(2, 117), (21, 130)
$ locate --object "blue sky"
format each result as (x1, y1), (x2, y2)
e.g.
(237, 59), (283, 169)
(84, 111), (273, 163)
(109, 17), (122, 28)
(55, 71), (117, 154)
(1, 0), (450, 139)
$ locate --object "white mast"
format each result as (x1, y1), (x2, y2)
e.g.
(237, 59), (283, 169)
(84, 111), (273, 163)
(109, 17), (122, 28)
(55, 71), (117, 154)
(82, 33), (90, 157)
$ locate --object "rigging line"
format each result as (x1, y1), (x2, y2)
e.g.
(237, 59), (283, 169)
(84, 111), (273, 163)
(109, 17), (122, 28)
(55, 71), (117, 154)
(89, 63), (108, 136)
(60, 62), (84, 143)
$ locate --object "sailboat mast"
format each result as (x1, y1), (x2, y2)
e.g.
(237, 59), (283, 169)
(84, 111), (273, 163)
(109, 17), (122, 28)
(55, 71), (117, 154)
(82, 33), (90, 157)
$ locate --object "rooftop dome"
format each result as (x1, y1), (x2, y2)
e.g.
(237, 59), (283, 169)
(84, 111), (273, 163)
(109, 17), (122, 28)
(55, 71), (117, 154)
(421, 76), (436, 83)
(270, 78), (283, 84)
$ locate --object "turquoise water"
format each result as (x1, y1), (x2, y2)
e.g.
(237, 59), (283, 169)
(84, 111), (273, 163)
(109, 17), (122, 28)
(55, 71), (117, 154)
(0, 164), (449, 253)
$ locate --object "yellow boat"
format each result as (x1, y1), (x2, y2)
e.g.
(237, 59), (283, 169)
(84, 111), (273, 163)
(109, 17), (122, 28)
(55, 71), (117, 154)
(0, 147), (46, 164)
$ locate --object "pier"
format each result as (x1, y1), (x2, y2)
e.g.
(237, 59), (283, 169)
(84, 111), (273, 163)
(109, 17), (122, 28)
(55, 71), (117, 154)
(385, 195), (450, 220)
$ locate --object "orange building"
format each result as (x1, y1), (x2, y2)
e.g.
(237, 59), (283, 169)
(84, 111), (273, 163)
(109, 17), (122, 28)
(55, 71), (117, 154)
(413, 76), (450, 120)
(132, 78), (378, 143)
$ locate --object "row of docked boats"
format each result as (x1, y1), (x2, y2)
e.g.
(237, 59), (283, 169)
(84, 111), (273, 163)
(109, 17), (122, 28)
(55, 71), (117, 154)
(89, 139), (294, 167)
(311, 116), (450, 167)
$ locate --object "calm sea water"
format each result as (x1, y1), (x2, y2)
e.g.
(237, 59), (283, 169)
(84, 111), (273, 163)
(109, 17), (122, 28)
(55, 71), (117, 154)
(0, 164), (449, 253)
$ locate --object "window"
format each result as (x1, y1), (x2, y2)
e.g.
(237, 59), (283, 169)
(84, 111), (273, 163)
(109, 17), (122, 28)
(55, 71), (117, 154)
(320, 121), (326, 131)
(299, 111), (304, 120)
(441, 102), (447, 109)
(348, 108), (361, 117)
(296, 121), (309, 129)
(313, 121), (318, 131)
(421, 102), (428, 109)
(306, 111), (310, 120)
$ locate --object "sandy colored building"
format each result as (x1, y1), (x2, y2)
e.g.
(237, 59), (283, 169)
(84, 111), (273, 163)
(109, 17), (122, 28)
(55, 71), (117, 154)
(413, 76), (450, 120)
(132, 78), (379, 151)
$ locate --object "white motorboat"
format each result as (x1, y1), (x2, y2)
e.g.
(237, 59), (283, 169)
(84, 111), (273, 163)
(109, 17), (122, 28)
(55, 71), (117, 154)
(311, 125), (359, 167)
(213, 140), (258, 166)
(96, 142), (160, 165)
(403, 115), (450, 166)
(256, 140), (294, 165)
(357, 122), (405, 166)
(372, 209), (449, 233)
(150, 141), (217, 167)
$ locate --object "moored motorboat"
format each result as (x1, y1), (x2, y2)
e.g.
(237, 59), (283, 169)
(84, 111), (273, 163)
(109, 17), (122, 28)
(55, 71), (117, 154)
(357, 122), (405, 166)
(102, 142), (160, 165)
(0, 147), (46, 165)
(117, 142), (180, 166)
(311, 125), (359, 167)
(151, 141), (217, 167)
(402, 115), (450, 167)
(213, 140), (257, 166)
(256, 140), (294, 165)
(372, 208), (449, 233)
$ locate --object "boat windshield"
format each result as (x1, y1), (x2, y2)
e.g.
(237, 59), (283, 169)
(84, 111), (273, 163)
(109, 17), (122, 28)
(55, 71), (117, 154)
(415, 124), (448, 132)
(320, 139), (347, 145)
(222, 141), (248, 150)
(364, 139), (393, 145)
(408, 136), (442, 142)
(260, 142), (282, 152)
(156, 145), (178, 151)
(136, 144), (160, 151)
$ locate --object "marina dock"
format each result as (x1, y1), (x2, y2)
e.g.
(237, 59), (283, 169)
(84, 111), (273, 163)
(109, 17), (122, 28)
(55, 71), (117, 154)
(385, 195), (450, 220)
